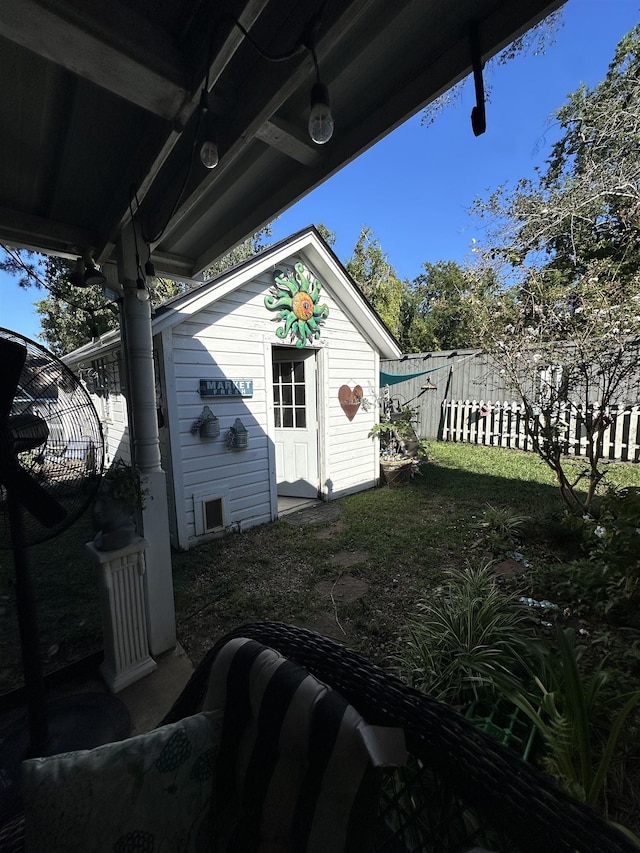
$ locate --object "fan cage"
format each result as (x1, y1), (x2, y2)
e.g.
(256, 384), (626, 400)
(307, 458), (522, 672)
(0, 329), (105, 548)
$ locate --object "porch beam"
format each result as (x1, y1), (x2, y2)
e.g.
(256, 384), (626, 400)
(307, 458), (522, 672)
(0, 205), (99, 259)
(100, 0), (272, 262)
(0, 0), (191, 121)
(255, 117), (322, 168)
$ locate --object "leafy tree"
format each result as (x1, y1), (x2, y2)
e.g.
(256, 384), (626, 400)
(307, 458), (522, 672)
(345, 226), (407, 339)
(401, 260), (497, 352)
(474, 25), (640, 287)
(0, 248), (119, 355)
(471, 25), (640, 514)
(315, 223), (336, 247)
(422, 11), (562, 127)
(1, 223), (275, 354)
(203, 223), (273, 278)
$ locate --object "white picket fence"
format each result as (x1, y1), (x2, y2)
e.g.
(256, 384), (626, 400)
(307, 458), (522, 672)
(441, 400), (640, 463)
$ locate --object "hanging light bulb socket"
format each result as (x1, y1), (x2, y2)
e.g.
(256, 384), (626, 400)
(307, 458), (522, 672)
(67, 253), (107, 288)
(68, 257), (87, 288)
(308, 81), (334, 145)
(304, 35), (334, 146)
(84, 257), (107, 287)
(198, 87), (219, 170)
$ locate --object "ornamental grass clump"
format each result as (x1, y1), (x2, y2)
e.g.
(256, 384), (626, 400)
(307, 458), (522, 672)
(400, 564), (539, 710)
(472, 503), (532, 556)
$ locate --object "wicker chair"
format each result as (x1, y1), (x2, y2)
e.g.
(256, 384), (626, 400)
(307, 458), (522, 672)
(162, 621), (636, 853)
(1, 621), (636, 852)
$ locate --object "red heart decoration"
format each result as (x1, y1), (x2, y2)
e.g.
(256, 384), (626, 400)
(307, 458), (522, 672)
(338, 384), (363, 421)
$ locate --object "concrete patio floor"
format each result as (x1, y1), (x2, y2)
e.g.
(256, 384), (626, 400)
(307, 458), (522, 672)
(0, 642), (194, 740)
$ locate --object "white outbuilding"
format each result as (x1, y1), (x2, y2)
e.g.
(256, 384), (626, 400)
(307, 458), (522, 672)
(65, 227), (401, 550)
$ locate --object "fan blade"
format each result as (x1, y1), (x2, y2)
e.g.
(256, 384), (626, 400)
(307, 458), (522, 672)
(1, 457), (67, 526)
(0, 338), (27, 422)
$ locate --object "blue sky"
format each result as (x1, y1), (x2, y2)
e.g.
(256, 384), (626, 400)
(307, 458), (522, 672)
(1, 0), (637, 342)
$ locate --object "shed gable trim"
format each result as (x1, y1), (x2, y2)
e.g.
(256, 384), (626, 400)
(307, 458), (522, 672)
(152, 230), (401, 359)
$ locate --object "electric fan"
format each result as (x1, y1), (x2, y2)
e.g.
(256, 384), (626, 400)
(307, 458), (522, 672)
(0, 328), (128, 819)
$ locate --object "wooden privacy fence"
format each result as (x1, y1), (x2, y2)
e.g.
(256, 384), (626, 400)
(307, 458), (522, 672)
(441, 400), (640, 463)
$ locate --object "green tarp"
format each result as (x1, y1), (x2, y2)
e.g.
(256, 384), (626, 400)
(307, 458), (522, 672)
(379, 367), (440, 386)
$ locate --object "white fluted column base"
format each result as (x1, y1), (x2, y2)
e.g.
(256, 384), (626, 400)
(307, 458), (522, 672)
(86, 537), (157, 693)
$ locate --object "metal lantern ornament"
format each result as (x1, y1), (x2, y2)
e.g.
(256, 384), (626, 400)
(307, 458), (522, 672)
(227, 417), (248, 449)
(233, 418), (248, 448)
(191, 406), (220, 438)
(199, 406), (220, 438)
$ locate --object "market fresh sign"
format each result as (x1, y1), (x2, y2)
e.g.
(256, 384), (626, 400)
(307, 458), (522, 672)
(199, 379), (253, 398)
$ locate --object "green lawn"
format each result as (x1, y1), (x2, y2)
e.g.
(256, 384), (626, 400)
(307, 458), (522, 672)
(172, 443), (640, 667)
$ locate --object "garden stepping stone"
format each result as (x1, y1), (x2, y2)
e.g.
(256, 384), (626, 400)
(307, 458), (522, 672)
(283, 504), (342, 526)
(314, 521), (345, 540)
(315, 574), (369, 603)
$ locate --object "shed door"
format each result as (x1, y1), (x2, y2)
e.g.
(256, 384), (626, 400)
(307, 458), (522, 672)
(272, 348), (319, 498)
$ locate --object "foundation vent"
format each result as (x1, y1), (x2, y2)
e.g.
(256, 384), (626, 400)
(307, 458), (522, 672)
(193, 489), (228, 536)
(203, 497), (224, 532)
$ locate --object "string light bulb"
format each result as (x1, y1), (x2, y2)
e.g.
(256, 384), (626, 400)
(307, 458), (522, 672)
(136, 277), (150, 302)
(197, 86), (219, 170)
(199, 139), (219, 169)
(308, 82), (334, 145)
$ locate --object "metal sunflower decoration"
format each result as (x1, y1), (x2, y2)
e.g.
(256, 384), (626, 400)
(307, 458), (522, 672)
(265, 262), (329, 347)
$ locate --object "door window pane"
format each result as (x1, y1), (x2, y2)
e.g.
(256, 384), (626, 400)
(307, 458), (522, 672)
(273, 356), (308, 430)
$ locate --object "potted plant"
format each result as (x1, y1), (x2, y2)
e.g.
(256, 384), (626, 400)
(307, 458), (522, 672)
(93, 459), (146, 551)
(369, 405), (429, 486)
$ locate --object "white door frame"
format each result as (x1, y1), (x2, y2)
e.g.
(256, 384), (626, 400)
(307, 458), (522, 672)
(266, 343), (327, 514)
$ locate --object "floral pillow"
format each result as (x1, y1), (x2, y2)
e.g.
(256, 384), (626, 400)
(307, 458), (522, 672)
(21, 711), (222, 853)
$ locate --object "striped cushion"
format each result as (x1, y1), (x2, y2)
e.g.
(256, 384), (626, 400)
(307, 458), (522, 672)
(202, 638), (405, 853)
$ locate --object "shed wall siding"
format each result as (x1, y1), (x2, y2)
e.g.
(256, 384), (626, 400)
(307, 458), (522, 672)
(171, 260), (380, 545)
(83, 351), (130, 466)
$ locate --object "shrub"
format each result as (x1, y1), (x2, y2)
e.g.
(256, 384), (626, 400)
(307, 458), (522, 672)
(400, 564), (540, 709)
(540, 487), (640, 620)
(591, 486), (640, 573)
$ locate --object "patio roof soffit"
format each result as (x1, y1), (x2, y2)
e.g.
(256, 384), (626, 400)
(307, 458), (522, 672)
(0, 0), (565, 277)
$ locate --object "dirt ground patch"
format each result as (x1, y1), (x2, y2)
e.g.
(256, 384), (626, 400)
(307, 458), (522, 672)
(314, 520), (346, 540)
(328, 550), (370, 569)
(315, 574), (370, 603)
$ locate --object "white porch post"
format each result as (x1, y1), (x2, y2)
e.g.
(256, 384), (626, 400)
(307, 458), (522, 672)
(116, 223), (176, 655)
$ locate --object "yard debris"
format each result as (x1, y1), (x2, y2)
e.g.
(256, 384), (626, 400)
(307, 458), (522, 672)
(519, 597), (560, 611)
(508, 551), (532, 568)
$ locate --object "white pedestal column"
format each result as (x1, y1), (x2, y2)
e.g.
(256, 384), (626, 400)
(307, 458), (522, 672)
(87, 537), (157, 693)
